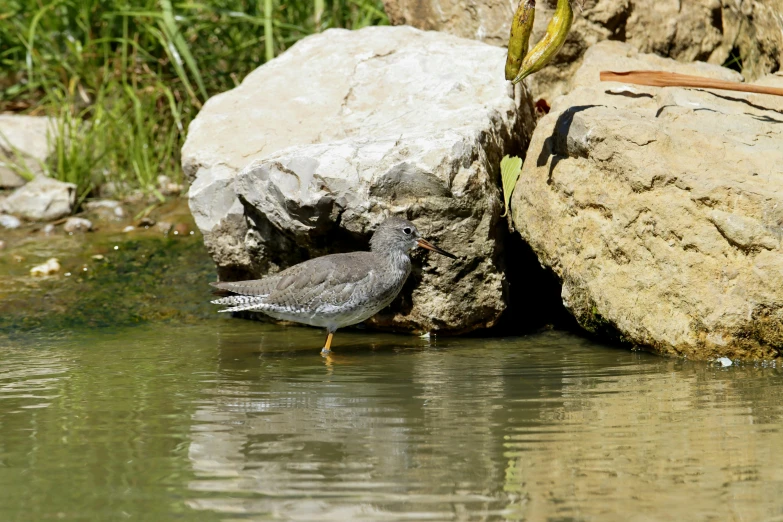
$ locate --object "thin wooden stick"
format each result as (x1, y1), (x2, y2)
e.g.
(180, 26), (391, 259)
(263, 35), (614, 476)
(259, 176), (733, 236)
(600, 70), (783, 97)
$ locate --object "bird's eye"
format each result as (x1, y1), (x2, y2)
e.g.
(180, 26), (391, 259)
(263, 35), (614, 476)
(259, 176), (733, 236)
(403, 227), (412, 235)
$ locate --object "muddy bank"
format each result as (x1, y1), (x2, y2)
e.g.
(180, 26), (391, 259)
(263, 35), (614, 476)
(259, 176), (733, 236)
(0, 198), (215, 334)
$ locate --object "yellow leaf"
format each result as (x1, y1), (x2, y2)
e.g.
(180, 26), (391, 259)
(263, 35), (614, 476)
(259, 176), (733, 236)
(500, 155), (523, 217)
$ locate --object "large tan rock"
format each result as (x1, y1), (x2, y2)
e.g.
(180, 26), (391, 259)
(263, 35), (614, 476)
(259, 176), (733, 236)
(383, 0), (514, 47)
(511, 41), (783, 360)
(183, 26), (535, 334)
(383, 0), (783, 102)
(525, 0), (727, 101)
(719, 0), (783, 81)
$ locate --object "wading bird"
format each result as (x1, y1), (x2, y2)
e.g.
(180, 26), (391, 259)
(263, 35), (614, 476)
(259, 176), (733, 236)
(211, 217), (456, 355)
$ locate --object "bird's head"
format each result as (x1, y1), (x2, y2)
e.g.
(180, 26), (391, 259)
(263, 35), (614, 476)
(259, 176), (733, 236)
(370, 217), (456, 259)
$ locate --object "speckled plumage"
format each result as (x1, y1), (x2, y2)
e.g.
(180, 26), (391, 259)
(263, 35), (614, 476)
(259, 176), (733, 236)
(210, 217), (456, 354)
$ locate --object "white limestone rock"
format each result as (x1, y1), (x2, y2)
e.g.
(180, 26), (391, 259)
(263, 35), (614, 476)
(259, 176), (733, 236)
(183, 26), (535, 333)
(0, 176), (76, 221)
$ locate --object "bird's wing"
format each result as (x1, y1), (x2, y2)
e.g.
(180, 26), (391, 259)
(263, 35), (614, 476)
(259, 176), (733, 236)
(211, 253), (379, 314)
(210, 275), (281, 297)
(259, 253), (378, 313)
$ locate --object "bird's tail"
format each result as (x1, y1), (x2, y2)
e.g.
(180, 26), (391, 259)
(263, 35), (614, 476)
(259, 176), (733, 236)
(211, 294), (268, 313)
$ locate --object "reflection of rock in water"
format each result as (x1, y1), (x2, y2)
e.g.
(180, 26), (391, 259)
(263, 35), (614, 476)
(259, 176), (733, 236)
(504, 362), (783, 521)
(186, 334), (523, 518)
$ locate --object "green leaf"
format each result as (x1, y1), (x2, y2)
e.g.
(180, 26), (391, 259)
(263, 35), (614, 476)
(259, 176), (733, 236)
(500, 154), (523, 217)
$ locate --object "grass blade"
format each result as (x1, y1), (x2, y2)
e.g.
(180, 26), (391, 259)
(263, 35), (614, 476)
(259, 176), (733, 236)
(147, 23), (199, 105)
(264, 0), (275, 61)
(159, 0), (208, 102)
(314, 0), (325, 30)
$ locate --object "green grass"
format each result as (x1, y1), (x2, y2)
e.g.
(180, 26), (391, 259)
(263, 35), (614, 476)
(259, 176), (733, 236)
(722, 46), (743, 74)
(0, 0), (388, 202)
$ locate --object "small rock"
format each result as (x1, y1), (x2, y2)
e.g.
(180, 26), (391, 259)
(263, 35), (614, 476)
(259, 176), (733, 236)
(83, 199), (122, 211)
(122, 191), (145, 205)
(717, 357), (733, 367)
(163, 183), (183, 196)
(30, 257), (60, 276)
(99, 181), (120, 198)
(0, 176), (75, 221)
(172, 223), (189, 236)
(0, 240), (5, 250)
(91, 254), (104, 260)
(0, 213), (21, 229)
(156, 221), (172, 234)
(708, 210), (778, 251)
(63, 217), (93, 233)
(158, 175), (183, 196)
(122, 225), (135, 233)
(42, 223), (55, 235)
(138, 216), (156, 227)
(83, 199), (126, 220)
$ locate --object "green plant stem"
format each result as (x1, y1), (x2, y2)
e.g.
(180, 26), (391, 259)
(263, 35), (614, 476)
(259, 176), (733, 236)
(264, 0), (275, 62)
(315, 0), (325, 30)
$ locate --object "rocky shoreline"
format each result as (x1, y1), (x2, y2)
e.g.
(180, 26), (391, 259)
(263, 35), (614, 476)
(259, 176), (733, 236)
(179, 23), (782, 360)
(0, 196), (212, 333)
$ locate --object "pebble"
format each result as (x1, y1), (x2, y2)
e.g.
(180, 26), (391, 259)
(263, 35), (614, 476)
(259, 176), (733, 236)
(0, 213), (21, 229)
(173, 223), (190, 236)
(99, 181), (120, 198)
(717, 357), (733, 367)
(123, 225), (135, 233)
(42, 223), (55, 235)
(63, 217), (93, 233)
(83, 199), (126, 219)
(30, 258), (61, 276)
(0, 240), (5, 250)
(158, 175), (183, 196)
(138, 217), (156, 228)
(156, 221), (173, 234)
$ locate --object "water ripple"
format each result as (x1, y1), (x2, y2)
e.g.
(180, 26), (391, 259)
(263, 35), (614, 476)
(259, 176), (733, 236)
(1, 326), (783, 521)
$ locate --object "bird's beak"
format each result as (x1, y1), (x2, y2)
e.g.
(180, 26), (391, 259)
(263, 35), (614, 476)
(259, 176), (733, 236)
(416, 238), (457, 259)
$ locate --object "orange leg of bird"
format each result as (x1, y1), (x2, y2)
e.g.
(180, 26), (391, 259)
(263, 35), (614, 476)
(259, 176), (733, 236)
(321, 331), (334, 356)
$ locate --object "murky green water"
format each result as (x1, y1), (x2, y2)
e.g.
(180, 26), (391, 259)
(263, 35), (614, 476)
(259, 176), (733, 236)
(2, 206), (783, 520)
(2, 320), (783, 521)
